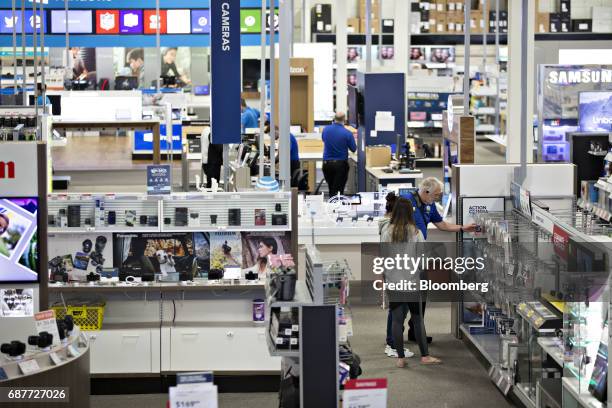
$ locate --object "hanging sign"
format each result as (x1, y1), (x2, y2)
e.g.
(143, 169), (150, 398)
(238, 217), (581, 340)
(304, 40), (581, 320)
(211, 0), (241, 144)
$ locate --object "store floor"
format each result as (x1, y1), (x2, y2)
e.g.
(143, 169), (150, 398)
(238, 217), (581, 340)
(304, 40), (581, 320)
(91, 303), (514, 408)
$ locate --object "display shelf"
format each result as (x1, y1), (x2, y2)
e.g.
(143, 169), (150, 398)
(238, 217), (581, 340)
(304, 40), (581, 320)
(513, 383), (536, 408)
(49, 281), (266, 293)
(268, 281), (312, 308)
(536, 337), (564, 367)
(562, 376), (605, 408)
(266, 330), (300, 358)
(476, 124), (496, 133)
(460, 324), (500, 365)
(484, 134), (506, 147)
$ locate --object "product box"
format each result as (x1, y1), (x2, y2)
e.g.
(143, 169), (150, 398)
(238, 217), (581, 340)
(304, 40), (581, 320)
(382, 18), (394, 33)
(365, 145), (392, 167)
(436, 14), (447, 33)
(311, 4), (332, 33)
(537, 0), (556, 14)
(359, 0), (380, 20)
(572, 19), (592, 32)
(428, 12), (437, 33)
(347, 17), (360, 33)
(297, 138), (324, 154)
(549, 13), (561, 33)
(470, 10), (485, 33)
(560, 0), (571, 15)
(434, 0), (446, 13)
(420, 9), (430, 22)
(536, 13), (550, 33)
(560, 15), (571, 32)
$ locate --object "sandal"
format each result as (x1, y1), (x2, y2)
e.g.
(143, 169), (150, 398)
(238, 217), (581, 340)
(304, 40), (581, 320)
(396, 358), (406, 368)
(421, 356), (442, 365)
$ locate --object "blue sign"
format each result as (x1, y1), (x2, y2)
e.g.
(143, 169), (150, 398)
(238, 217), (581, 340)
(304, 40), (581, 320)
(191, 9), (210, 34)
(147, 165), (172, 195)
(0, 10), (46, 34)
(210, 0), (241, 144)
(176, 371), (214, 385)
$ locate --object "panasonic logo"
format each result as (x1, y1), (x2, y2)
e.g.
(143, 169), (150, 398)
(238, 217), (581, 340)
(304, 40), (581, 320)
(548, 69), (612, 84)
(0, 161), (15, 179)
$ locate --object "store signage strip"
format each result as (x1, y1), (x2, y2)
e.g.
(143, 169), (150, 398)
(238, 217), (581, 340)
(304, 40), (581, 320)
(210, 0), (241, 144)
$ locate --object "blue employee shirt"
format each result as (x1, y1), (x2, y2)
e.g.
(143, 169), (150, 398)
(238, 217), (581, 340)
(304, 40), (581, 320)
(322, 123), (357, 161)
(290, 133), (300, 162)
(241, 109), (258, 132)
(247, 106), (261, 119)
(404, 192), (443, 239)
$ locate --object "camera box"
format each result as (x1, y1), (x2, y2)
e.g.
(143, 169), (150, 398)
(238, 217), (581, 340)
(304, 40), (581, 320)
(347, 18), (360, 33)
(382, 18), (394, 33)
(549, 13), (561, 33)
(560, 15), (571, 32)
(366, 145), (392, 167)
(572, 19), (592, 32)
(360, 18), (380, 34)
(559, 0), (571, 15)
(536, 13), (550, 33)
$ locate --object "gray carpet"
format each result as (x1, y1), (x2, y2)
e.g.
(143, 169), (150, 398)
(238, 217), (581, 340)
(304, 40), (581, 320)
(91, 303), (515, 408)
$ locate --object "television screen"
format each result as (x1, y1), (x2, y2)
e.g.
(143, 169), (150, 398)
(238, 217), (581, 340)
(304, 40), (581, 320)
(579, 91), (612, 132)
(0, 198), (39, 283)
(428, 47), (455, 63)
(95, 10), (119, 34)
(0, 10), (46, 34)
(167, 9), (190, 34)
(191, 10), (210, 34)
(119, 10), (143, 34)
(143, 10), (167, 34)
(51, 10), (93, 34)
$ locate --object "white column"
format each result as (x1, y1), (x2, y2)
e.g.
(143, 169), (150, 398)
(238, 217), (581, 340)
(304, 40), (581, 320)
(335, 0), (348, 113)
(279, 0), (292, 188)
(506, 0), (535, 164)
(394, 0), (410, 75)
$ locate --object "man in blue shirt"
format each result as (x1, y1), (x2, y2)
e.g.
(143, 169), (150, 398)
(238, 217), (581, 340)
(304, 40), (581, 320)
(322, 112), (357, 197)
(247, 106), (261, 120)
(241, 98), (258, 132)
(401, 177), (476, 343)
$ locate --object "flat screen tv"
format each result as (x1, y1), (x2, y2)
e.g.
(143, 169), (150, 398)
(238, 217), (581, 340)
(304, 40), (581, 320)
(579, 91), (612, 132)
(0, 197), (39, 283)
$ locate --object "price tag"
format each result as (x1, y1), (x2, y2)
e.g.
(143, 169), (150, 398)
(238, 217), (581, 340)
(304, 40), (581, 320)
(526, 310), (534, 318)
(344, 379), (387, 408)
(34, 310), (61, 347)
(169, 383), (218, 408)
(18, 359), (41, 375)
(67, 345), (79, 358)
(49, 352), (63, 365)
(231, 194), (240, 200)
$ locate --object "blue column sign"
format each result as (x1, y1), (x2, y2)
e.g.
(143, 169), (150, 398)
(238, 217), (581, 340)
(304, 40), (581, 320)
(211, 0), (241, 144)
(147, 165), (172, 195)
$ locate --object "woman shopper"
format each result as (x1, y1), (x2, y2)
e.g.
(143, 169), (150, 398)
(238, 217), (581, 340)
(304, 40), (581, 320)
(380, 197), (442, 368)
(380, 193), (413, 359)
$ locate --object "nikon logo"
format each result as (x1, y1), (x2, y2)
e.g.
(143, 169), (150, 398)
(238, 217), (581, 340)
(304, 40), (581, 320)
(290, 67), (305, 74)
(0, 161), (15, 179)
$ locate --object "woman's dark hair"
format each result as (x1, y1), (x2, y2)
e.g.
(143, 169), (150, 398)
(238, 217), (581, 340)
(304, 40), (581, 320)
(385, 191), (398, 214)
(163, 47), (178, 56)
(127, 48), (144, 62)
(259, 237), (278, 255)
(390, 197), (417, 243)
(0, 213), (9, 232)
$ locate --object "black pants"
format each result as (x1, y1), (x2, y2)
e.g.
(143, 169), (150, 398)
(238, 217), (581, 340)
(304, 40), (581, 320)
(322, 160), (349, 197)
(290, 160), (301, 188)
(408, 301), (427, 335)
(204, 162), (222, 188)
(390, 302), (428, 358)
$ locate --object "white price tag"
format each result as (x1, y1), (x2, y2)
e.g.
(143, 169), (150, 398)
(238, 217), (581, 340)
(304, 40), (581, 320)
(18, 359), (41, 375)
(67, 345), (79, 358)
(49, 352), (63, 365)
(169, 384), (218, 408)
(344, 379), (387, 408)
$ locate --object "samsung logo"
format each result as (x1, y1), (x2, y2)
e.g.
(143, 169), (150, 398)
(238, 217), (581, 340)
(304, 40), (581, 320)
(221, 2), (231, 51)
(548, 69), (612, 84)
(0, 161), (15, 179)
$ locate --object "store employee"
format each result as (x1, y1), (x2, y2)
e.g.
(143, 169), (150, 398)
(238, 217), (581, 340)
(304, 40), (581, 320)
(241, 98), (258, 132)
(266, 123), (301, 184)
(322, 112), (357, 197)
(404, 177), (477, 239)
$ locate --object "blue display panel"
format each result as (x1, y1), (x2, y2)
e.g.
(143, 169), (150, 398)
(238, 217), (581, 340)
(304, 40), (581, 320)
(134, 124), (182, 153)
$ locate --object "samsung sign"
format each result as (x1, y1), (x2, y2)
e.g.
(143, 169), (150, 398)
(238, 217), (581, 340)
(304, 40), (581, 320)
(211, 0), (241, 144)
(548, 69), (612, 84)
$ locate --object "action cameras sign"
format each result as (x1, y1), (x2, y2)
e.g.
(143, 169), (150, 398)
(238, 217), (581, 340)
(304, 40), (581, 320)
(211, 0), (241, 144)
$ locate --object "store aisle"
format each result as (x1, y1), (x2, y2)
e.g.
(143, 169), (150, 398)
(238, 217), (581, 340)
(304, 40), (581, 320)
(350, 303), (516, 408)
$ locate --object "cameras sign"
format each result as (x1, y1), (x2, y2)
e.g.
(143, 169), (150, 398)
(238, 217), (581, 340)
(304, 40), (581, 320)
(147, 165), (171, 195)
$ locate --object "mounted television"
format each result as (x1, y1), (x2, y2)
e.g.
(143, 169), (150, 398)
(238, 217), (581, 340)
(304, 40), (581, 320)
(242, 59), (270, 92)
(0, 197), (39, 283)
(579, 91), (612, 132)
(0, 10), (46, 34)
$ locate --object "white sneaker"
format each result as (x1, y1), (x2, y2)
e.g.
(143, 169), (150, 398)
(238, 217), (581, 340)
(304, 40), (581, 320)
(384, 344), (414, 358)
